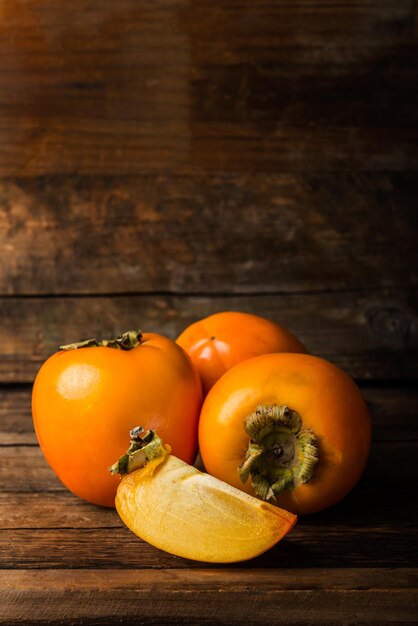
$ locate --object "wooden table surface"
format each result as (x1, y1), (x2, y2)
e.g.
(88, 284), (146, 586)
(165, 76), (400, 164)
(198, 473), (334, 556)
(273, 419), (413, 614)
(0, 1), (417, 624)
(1, 385), (417, 624)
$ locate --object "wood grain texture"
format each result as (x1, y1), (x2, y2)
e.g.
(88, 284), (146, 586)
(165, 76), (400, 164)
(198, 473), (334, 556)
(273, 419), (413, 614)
(1, 569), (417, 625)
(0, 520), (418, 575)
(0, 1), (417, 175)
(0, 290), (416, 382)
(0, 388), (35, 445)
(0, 173), (416, 295)
(1, 385), (417, 445)
(0, 446), (62, 493)
(0, 492), (118, 529)
(1, 522), (417, 570)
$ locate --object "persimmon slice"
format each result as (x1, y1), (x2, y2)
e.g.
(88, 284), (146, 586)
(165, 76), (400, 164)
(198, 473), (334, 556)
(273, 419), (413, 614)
(113, 430), (296, 563)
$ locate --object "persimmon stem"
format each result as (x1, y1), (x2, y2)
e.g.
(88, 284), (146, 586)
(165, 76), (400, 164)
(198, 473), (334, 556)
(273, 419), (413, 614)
(238, 404), (318, 502)
(60, 330), (142, 351)
(109, 427), (170, 475)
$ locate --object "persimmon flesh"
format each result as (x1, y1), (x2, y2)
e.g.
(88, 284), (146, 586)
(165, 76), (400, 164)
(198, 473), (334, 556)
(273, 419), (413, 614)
(113, 428), (297, 563)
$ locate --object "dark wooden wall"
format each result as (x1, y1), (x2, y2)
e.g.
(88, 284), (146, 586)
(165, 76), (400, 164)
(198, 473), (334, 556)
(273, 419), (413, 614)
(1, 2), (418, 623)
(0, 0), (417, 384)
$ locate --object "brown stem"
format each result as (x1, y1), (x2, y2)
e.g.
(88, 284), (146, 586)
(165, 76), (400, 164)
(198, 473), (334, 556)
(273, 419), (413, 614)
(108, 427), (170, 476)
(60, 329), (142, 351)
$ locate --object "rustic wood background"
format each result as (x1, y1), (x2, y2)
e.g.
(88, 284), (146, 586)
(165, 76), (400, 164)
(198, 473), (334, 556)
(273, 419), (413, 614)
(0, 1), (417, 624)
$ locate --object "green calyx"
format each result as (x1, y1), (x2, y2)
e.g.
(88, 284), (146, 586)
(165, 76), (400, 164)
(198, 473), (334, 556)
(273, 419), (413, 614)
(109, 426), (166, 476)
(60, 330), (142, 351)
(238, 404), (318, 502)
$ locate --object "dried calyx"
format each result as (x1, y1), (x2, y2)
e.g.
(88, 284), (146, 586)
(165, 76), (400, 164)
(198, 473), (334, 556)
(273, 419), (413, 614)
(109, 426), (169, 476)
(60, 330), (142, 351)
(239, 404), (318, 502)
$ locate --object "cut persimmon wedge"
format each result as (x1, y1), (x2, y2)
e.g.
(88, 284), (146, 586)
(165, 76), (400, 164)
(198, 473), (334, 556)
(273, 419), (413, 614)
(110, 427), (297, 563)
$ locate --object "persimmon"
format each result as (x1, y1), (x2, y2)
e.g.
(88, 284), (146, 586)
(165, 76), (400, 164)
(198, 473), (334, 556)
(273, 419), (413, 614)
(32, 330), (202, 507)
(199, 353), (371, 515)
(176, 311), (306, 396)
(112, 427), (297, 562)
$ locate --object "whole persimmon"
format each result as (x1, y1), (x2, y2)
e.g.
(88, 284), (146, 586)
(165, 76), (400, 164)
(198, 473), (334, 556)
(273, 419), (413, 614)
(176, 311), (306, 396)
(199, 352), (371, 515)
(32, 330), (202, 507)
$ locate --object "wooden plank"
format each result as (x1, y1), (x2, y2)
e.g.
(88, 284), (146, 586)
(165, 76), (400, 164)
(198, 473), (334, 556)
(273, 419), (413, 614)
(2, 385), (417, 445)
(0, 1), (416, 175)
(0, 173), (417, 295)
(0, 523), (416, 570)
(0, 388), (35, 444)
(0, 290), (416, 382)
(364, 386), (418, 441)
(0, 446), (63, 493)
(3, 567), (417, 592)
(0, 493), (119, 529)
(1, 569), (417, 625)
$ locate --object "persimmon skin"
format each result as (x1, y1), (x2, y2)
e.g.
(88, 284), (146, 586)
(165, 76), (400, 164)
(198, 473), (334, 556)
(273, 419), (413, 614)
(176, 312), (306, 396)
(32, 333), (202, 507)
(199, 353), (371, 515)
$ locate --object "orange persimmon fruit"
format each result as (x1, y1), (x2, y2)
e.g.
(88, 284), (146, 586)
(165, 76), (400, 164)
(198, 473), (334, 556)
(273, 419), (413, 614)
(199, 352), (371, 515)
(176, 311), (306, 396)
(32, 330), (202, 507)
